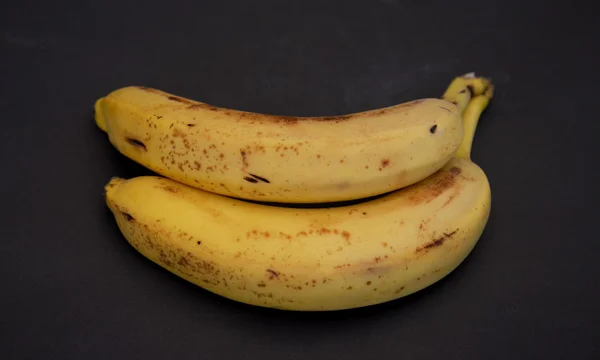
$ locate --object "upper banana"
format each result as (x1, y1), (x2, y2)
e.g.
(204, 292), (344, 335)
(103, 82), (494, 311)
(95, 74), (490, 203)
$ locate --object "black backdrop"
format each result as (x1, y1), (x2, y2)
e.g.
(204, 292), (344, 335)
(2, 1), (598, 359)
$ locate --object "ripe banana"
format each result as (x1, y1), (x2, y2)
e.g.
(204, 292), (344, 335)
(103, 82), (494, 311)
(95, 74), (490, 203)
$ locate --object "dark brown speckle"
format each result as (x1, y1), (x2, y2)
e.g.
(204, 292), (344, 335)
(122, 212), (134, 222)
(126, 138), (147, 151)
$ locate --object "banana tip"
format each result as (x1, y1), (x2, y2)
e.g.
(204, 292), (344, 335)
(94, 98), (107, 132)
(105, 177), (126, 194)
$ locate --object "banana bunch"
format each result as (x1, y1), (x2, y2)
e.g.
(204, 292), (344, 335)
(97, 73), (494, 311)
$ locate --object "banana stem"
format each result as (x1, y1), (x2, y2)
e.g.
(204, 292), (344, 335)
(454, 84), (494, 160)
(441, 73), (492, 115)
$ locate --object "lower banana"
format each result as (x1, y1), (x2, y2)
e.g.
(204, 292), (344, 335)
(104, 83), (494, 311)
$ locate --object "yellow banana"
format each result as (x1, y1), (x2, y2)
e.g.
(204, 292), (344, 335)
(96, 74), (490, 203)
(103, 81), (494, 311)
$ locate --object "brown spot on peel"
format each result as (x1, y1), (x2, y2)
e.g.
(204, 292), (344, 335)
(341, 231), (351, 243)
(163, 187), (177, 194)
(416, 229), (459, 253)
(379, 159), (390, 171)
(126, 138), (147, 151)
(430, 125), (438, 133)
(168, 95), (193, 104)
(248, 173), (270, 183)
(444, 230), (458, 238)
(136, 86), (160, 94)
(122, 212), (134, 222)
(266, 269), (279, 279)
(240, 150), (248, 170)
(449, 167), (462, 175)
(424, 237), (446, 249)
(319, 115), (352, 121)
(187, 103), (218, 111)
(178, 257), (189, 267)
(408, 166), (462, 204)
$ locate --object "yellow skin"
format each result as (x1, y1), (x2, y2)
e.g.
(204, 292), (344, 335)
(95, 74), (489, 203)
(104, 81), (494, 311)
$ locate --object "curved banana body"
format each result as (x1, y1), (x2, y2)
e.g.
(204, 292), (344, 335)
(95, 86), (464, 203)
(105, 157), (490, 311)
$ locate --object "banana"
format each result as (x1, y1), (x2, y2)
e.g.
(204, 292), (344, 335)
(103, 82), (494, 311)
(95, 74), (490, 203)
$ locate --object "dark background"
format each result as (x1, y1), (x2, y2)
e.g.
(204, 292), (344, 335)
(2, 0), (598, 359)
